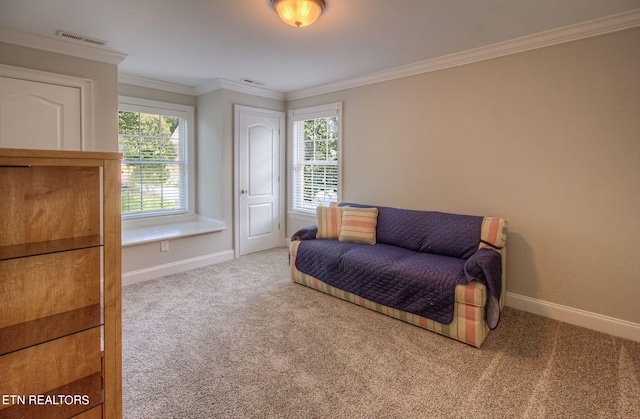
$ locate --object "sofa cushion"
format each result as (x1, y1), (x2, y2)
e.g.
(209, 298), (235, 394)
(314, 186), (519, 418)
(340, 203), (482, 259)
(339, 206), (378, 245)
(294, 240), (466, 324)
(316, 205), (344, 239)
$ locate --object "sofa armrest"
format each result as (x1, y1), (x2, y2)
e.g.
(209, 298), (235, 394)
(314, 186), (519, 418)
(291, 225), (318, 241)
(464, 249), (501, 289)
(464, 248), (502, 329)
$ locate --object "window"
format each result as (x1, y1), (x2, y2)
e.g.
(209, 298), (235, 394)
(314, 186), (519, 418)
(289, 102), (342, 217)
(118, 97), (194, 220)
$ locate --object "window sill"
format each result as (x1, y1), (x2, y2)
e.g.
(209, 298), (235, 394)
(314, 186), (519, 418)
(122, 215), (227, 247)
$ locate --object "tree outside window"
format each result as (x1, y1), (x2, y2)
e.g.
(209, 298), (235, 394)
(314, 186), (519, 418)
(290, 102), (342, 216)
(302, 116), (338, 208)
(118, 110), (187, 217)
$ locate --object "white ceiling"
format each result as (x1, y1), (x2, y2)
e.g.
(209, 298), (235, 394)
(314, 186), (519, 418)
(1, 0), (639, 94)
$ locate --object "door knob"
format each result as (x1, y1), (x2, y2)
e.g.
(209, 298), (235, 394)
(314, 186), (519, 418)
(241, 189), (248, 194)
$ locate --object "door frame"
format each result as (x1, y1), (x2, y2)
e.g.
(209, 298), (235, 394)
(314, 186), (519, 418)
(233, 105), (286, 258)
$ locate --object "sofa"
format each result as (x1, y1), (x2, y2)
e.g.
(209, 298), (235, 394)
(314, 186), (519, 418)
(289, 203), (508, 348)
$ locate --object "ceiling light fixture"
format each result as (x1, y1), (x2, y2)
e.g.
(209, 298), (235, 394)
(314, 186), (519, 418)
(271, 0), (326, 28)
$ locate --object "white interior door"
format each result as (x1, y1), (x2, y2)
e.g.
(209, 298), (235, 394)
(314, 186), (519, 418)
(236, 106), (284, 256)
(0, 76), (82, 150)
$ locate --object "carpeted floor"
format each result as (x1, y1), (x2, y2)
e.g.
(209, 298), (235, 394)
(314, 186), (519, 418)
(122, 247), (640, 418)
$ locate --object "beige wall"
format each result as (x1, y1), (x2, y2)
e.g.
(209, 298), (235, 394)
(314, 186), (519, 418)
(120, 84), (285, 274)
(3, 28), (638, 326)
(117, 83), (228, 274)
(0, 43), (287, 274)
(0, 42), (118, 152)
(287, 28), (640, 324)
(118, 83), (196, 108)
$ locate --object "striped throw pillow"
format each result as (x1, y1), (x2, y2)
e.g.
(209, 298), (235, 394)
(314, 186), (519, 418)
(339, 207), (378, 245)
(480, 217), (508, 248)
(316, 205), (344, 239)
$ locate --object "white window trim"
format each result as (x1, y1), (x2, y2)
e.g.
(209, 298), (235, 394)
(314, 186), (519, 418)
(119, 96), (225, 244)
(288, 102), (342, 221)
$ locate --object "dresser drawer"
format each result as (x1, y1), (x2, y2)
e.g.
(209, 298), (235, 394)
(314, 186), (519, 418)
(0, 247), (100, 329)
(1, 149), (121, 417)
(0, 373), (103, 419)
(72, 404), (103, 419)
(0, 327), (102, 416)
(0, 166), (101, 248)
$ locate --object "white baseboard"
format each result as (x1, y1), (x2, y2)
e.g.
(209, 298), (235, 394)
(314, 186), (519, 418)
(506, 292), (640, 342)
(122, 250), (235, 287)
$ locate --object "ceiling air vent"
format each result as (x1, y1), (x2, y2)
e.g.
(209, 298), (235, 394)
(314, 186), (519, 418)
(56, 30), (108, 46)
(241, 78), (265, 86)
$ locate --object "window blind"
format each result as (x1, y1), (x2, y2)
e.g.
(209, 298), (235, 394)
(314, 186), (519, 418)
(118, 111), (189, 219)
(290, 103), (341, 214)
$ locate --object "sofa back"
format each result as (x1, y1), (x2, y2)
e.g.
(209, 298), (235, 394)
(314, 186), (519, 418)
(340, 203), (483, 259)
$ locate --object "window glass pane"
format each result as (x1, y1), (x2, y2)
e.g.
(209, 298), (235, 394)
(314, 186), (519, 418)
(292, 109), (340, 213)
(304, 139), (314, 161)
(118, 109), (188, 218)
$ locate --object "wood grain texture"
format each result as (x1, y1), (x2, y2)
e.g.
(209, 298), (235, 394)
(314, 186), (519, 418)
(0, 248), (100, 329)
(0, 149), (122, 419)
(0, 373), (102, 419)
(0, 166), (100, 247)
(0, 147), (122, 161)
(74, 405), (103, 419)
(0, 305), (101, 356)
(102, 157), (123, 418)
(0, 235), (101, 261)
(0, 327), (101, 410)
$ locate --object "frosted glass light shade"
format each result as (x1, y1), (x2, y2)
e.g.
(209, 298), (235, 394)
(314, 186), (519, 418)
(272, 0), (326, 28)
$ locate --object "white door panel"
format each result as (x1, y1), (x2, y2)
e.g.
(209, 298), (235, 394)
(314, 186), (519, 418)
(0, 77), (82, 150)
(249, 203), (274, 237)
(237, 106), (284, 256)
(249, 126), (274, 196)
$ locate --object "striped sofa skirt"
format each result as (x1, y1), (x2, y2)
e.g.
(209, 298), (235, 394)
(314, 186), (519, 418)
(290, 240), (494, 348)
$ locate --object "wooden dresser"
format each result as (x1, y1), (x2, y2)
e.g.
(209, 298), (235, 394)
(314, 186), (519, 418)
(0, 148), (122, 418)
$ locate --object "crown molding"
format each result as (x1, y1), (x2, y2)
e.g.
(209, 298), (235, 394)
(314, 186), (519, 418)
(7, 7), (637, 101)
(286, 8), (640, 100)
(0, 28), (127, 65)
(118, 75), (285, 100)
(191, 78), (223, 95)
(194, 78), (286, 100)
(118, 73), (197, 95)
